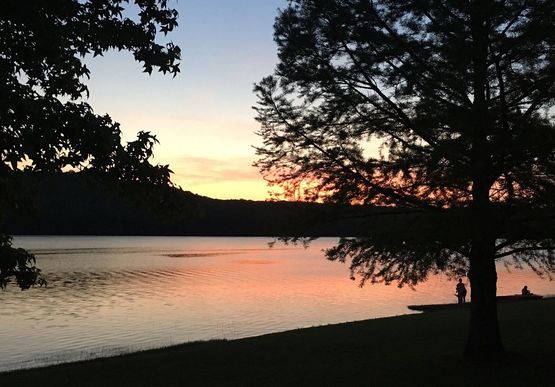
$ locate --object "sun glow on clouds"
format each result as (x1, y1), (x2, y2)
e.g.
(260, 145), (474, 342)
(114, 113), (270, 199)
(170, 155), (270, 200)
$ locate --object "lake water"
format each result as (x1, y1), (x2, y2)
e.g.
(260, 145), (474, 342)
(1, 236), (554, 372)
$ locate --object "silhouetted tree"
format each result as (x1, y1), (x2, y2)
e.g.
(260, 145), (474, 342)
(255, 0), (555, 359)
(0, 0), (181, 289)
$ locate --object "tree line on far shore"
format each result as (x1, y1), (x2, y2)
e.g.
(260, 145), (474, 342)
(2, 171), (417, 237)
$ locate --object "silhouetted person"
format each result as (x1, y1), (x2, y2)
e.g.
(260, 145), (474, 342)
(522, 285), (532, 296)
(456, 279), (467, 304)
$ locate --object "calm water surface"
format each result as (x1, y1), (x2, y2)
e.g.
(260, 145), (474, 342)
(1, 236), (554, 372)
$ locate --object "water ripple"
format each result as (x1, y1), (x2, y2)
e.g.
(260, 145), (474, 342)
(2, 236), (554, 373)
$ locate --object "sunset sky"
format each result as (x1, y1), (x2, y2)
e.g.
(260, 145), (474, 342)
(84, 0), (288, 200)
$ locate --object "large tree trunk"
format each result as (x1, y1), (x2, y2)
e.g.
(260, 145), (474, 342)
(464, 232), (504, 359)
(464, 0), (505, 360)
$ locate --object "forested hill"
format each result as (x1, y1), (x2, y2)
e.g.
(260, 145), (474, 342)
(2, 173), (407, 237)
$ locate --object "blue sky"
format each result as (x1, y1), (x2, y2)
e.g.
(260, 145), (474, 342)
(84, 0), (288, 199)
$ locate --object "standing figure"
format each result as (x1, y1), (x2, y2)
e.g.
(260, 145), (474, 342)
(456, 279), (467, 304)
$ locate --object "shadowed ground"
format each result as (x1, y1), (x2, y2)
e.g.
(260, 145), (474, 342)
(2, 298), (554, 386)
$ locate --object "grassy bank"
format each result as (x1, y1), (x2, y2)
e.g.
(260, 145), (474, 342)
(2, 298), (554, 386)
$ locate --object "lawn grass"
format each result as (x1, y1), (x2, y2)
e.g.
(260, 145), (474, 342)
(2, 298), (554, 386)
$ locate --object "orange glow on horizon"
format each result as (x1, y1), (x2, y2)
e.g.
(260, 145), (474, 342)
(174, 178), (271, 201)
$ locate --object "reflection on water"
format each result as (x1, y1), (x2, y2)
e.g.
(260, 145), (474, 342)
(1, 236), (554, 372)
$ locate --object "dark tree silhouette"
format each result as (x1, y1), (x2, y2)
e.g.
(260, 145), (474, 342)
(0, 0), (181, 289)
(255, 0), (555, 359)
